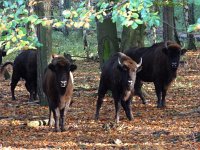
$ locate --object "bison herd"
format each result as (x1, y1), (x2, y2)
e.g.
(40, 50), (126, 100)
(0, 40), (187, 132)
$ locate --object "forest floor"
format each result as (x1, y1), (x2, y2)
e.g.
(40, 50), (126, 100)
(0, 51), (200, 150)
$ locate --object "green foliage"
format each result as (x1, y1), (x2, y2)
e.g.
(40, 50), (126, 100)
(188, 18), (200, 32)
(60, 1), (160, 29)
(1, 0), (160, 54)
(0, 0), (43, 54)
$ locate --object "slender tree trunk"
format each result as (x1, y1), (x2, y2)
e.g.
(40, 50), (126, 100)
(183, 1), (196, 50)
(163, 1), (174, 41)
(188, 3), (196, 50)
(96, 18), (119, 69)
(62, 0), (70, 36)
(34, 0), (52, 106)
(173, 16), (181, 45)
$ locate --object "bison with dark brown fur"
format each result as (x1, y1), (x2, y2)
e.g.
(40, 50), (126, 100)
(1, 50), (37, 101)
(43, 54), (77, 132)
(125, 41), (187, 108)
(95, 52), (142, 123)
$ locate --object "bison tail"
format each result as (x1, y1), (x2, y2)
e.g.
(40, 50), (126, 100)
(0, 61), (13, 74)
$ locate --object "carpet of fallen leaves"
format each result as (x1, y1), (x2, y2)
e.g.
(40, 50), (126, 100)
(0, 51), (200, 150)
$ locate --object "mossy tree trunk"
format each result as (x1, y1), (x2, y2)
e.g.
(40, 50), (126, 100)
(183, 1), (196, 50)
(34, 0), (52, 106)
(96, 18), (119, 70)
(121, 24), (145, 52)
(187, 3), (196, 50)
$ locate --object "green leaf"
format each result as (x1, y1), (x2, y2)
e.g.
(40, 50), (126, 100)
(62, 10), (71, 18)
(131, 22), (138, 29)
(131, 13), (139, 19)
(197, 18), (200, 24)
(135, 19), (143, 24)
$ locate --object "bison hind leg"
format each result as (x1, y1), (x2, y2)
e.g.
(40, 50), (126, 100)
(95, 85), (108, 121)
(134, 79), (146, 104)
(10, 73), (20, 100)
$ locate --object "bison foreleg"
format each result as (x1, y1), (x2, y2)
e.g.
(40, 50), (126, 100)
(48, 107), (54, 127)
(52, 108), (61, 132)
(121, 99), (133, 121)
(161, 89), (167, 107)
(155, 83), (163, 108)
(60, 102), (70, 132)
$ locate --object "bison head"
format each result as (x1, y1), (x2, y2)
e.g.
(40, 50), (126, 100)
(163, 41), (186, 70)
(117, 52), (142, 91)
(48, 56), (77, 88)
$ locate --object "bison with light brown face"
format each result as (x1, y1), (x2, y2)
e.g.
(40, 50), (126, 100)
(125, 41), (187, 108)
(43, 54), (77, 132)
(95, 52), (142, 123)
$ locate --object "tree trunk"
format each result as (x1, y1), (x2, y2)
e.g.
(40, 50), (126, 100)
(173, 16), (181, 45)
(163, 1), (174, 42)
(34, 0), (52, 106)
(96, 18), (119, 70)
(188, 3), (196, 50)
(183, 1), (196, 50)
(121, 24), (145, 51)
(62, 0), (70, 36)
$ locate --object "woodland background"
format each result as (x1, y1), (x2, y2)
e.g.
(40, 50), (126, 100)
(0, 0), (200, 149)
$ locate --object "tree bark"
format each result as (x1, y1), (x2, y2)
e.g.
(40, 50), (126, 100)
(187, 3), (196, 50)
(121, 24), (145, 51)
(96, 18), (119, 70)
(34, 0), (52, 106)
(183, 1), (196, 50)
(163, 1), (174, 42)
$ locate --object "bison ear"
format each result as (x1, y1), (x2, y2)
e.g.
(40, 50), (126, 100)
(48, 63), (55, 72)
(70, 64), (77, 72)
(2, 51), (6, 57)
(181, 48), (187, 55)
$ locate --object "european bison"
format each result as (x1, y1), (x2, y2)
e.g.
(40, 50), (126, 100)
(43, 54), (77, 132)
(95, 52), (142, 123)
(1, 50), (37, 101)
(125, 41), (187, 108)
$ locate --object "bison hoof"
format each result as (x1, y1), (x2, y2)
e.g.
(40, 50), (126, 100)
(54, 128), (61, 132)
(61, 127), (67, 132)
(94, 115), (99, 121)
(128, 117), (133, 121)
(142, 100), (147, 105)
(157, 105), (165, 108)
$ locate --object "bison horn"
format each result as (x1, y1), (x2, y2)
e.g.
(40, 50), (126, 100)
(164, 41), (169, 49)
(118, 57), (123, 67)
(118, 52), (125, 67)
(137, 58), (142, 68)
